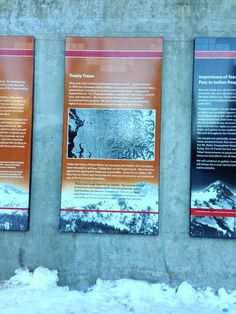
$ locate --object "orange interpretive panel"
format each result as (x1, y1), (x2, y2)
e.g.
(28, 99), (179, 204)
(60, 37), (162, 234)
(0, 36), (34, 231)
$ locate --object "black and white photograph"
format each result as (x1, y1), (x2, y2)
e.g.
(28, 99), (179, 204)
(190, 180), (236, 238)
(60, 182), (159, 235)
(0, 183), (29, 231)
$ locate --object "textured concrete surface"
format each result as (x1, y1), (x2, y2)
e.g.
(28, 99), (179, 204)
(0, 0), (236, 289)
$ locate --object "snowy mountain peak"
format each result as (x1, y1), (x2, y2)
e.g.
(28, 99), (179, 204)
(0, 184), (26, 195)
(204, 181), (234, 198)
(0, 184), (29, 208)
(192, 180), (236, 210)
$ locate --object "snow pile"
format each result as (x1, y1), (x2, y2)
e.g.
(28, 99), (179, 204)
(1, 267), (236, 313)
(176, 281), (197, 304)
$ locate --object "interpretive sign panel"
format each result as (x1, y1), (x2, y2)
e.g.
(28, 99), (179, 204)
(0, 36), (34, 231)
(190, 37), (236, 238)
(60, 37), (162, 234)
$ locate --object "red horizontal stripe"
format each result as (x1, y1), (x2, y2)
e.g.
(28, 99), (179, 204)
(195, 51), (236, 59)
(0, 207), (28, 211)
(191, 207), (236, 217)
(0, 49), (33, 56)
(66, 50), (162, 58)
(61, 209), (159, 214)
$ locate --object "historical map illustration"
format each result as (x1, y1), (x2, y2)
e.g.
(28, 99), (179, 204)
(68, 109), (156, 161)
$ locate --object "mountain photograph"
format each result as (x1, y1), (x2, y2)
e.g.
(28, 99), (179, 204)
(0, 184), (29, 231)
(191, 181), (236, 238)
(60, 183), (159, 234)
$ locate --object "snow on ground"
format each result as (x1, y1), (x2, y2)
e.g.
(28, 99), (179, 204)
(0, 267), (236, 314)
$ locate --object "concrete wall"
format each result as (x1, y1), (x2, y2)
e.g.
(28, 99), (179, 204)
(0, 0), (236, 290)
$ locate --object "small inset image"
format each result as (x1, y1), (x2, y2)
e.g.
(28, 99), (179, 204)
(0, 184), (29, 231)
(67, 109), (156, 160)
(190, 180), (236, 238)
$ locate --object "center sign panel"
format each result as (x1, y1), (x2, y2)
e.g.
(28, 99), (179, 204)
(60, 37), (162, 234)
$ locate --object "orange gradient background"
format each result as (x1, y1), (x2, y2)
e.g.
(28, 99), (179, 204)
(0, 37), (34, 190)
